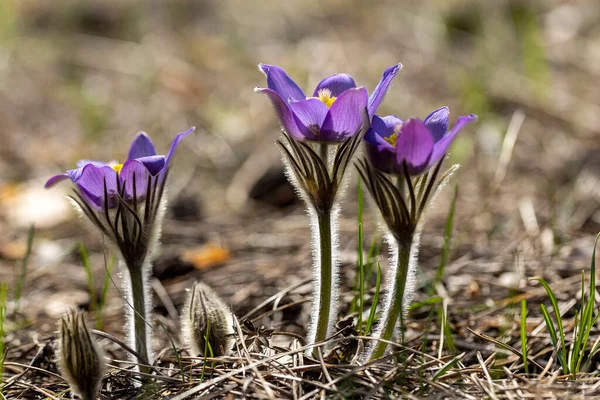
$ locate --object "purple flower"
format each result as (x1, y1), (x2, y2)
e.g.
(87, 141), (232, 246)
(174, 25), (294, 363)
(255, 64), (401, 142)
(45, 128), (195, 209)
(364, 107), (476, 175)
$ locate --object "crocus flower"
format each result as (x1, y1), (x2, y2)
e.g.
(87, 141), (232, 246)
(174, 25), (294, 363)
(45, 128), (195, 209)
(364, 107), (476, 175)
(255, 64), (401, 142)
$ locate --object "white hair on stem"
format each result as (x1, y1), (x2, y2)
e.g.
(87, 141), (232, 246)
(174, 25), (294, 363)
(120, 258), (154, 369)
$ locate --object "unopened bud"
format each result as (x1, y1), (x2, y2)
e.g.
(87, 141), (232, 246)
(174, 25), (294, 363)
(57, 310), (105, 400)
(181, 282), (234, 356)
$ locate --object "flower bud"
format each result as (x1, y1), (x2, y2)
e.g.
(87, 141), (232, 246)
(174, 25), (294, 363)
(57, 310), (105, 400)
(181, 282), (234, 356)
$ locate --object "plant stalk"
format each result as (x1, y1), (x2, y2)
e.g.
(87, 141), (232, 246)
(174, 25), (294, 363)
(368, 237), (413, 361)
(126, 263), (152, 375)
(313, 210), (333, 348)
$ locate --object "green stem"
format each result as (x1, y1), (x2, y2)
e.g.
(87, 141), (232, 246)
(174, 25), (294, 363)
(313, 210), (333, 348)
(128, 264), (152, 375)
(368, 239), (412, 361)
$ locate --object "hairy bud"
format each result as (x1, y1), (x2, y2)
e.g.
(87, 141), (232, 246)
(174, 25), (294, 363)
(57, 310), (105, 400)
(181, 282), (234, 356)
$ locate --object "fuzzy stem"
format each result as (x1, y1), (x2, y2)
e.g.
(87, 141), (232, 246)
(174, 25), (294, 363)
(314, 210), (333, 347)
(366, 236), (415, 361)
(126, 263), (152, 375)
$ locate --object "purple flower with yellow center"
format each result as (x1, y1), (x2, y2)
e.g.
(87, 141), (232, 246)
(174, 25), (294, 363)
(45, 128), (194, 209)
(356, 107), (476, 362)
(255, 64), (401, 142)
(45, 127), (194, 374)
(364, 107), (477, 175)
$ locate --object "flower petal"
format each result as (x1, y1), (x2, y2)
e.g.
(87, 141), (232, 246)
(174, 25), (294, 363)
(320, 87), (368, 142)
(367, 63), (402, 117)
(165, 127), (195, 168)
(76, 160), (106, 169)
(424, 107), (449, 142)
(45, 173), (71, 188)
(76, 164), (119, 209)
(289, 98), (329, 139)
(120, 159), (150, 200)
(312, 74), (357, 97)
(395, 119), (434, 175)
(364, 115), (403, 149)
(429, 114), (477, 166)
(136, 155), (166, 176)
(128, 132), (157, 160)
(255, 87), (314, 140)
(258, 64), (305, 102)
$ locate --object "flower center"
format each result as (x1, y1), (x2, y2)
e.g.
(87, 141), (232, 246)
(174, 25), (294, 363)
(316, 89), (336, 108)
(383, 124), (403, 147)
(111, 163), (124, 174)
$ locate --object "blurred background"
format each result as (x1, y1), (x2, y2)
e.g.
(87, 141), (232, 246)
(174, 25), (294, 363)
(0, 0), (599, 341)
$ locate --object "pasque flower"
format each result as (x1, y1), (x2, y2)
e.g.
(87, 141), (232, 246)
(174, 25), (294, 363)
(364, 107), (477, 175)
(255, 64), (401, 142)
(46, 127), (194, 376)
(258, 63), (401, 355)
(357, 107), (476, 362)
(46, 128), (194, 209)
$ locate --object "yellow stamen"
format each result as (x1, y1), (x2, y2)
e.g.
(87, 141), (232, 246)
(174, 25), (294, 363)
(383, 124), (403, 147)
(112, 163), (124, 174)
(316, 89), (336, 108)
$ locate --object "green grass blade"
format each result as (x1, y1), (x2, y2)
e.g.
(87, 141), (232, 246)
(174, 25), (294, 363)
(80, 243), (97, 314)
(436, 185), (457, 284)
(159, 320), (185, 381)
(539, 304), (558, 347)
(13, 225), (35, 313)
(432, 352), (464, 381)
(520, 299), (529, 375)
(410, 296), (443, 311)
(531, 277), (567, 371)
(351, 177), (365, 317)
(365, 262), (382, 336)
(201, 320), (214, 381)
(575, 233), (600, 373)
(358, 221), (364, 334)
(539, 303), (566, 372)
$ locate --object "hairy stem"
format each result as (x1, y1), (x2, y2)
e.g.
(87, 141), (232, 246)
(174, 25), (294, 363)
(365, 236), (415, 361)
(314, 210), (333, 347)
(126, 263), (152, 375)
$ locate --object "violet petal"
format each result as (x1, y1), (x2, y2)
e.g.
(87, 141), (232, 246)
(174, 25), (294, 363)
(365, 115), (403, 150)
(429, 114), (477, 166)
(76, 164), (119, 209)
(289, 98), (329, 138)
(424, 106), (449, 142)
(367, 64), (402, 117)
(395, 119), (434, 175)
(312, 74), (357, 97)
(164, 127), (195, 168)
(255, 87), (313, 140)
(120, 159), (150, 200)
(76, 160), (106, 169)
(320, 87), (368, 141)
(128, 132), (157, 160)
(258, 64), (305, 102)
(45, 173), (70, 188)
(136, 155), (166, 176)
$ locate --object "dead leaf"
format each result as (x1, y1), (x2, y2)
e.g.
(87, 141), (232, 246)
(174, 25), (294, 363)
(181, 244), (230, 270)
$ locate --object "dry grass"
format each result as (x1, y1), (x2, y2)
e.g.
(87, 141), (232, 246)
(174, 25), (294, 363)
(1, 0), (600, 398)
